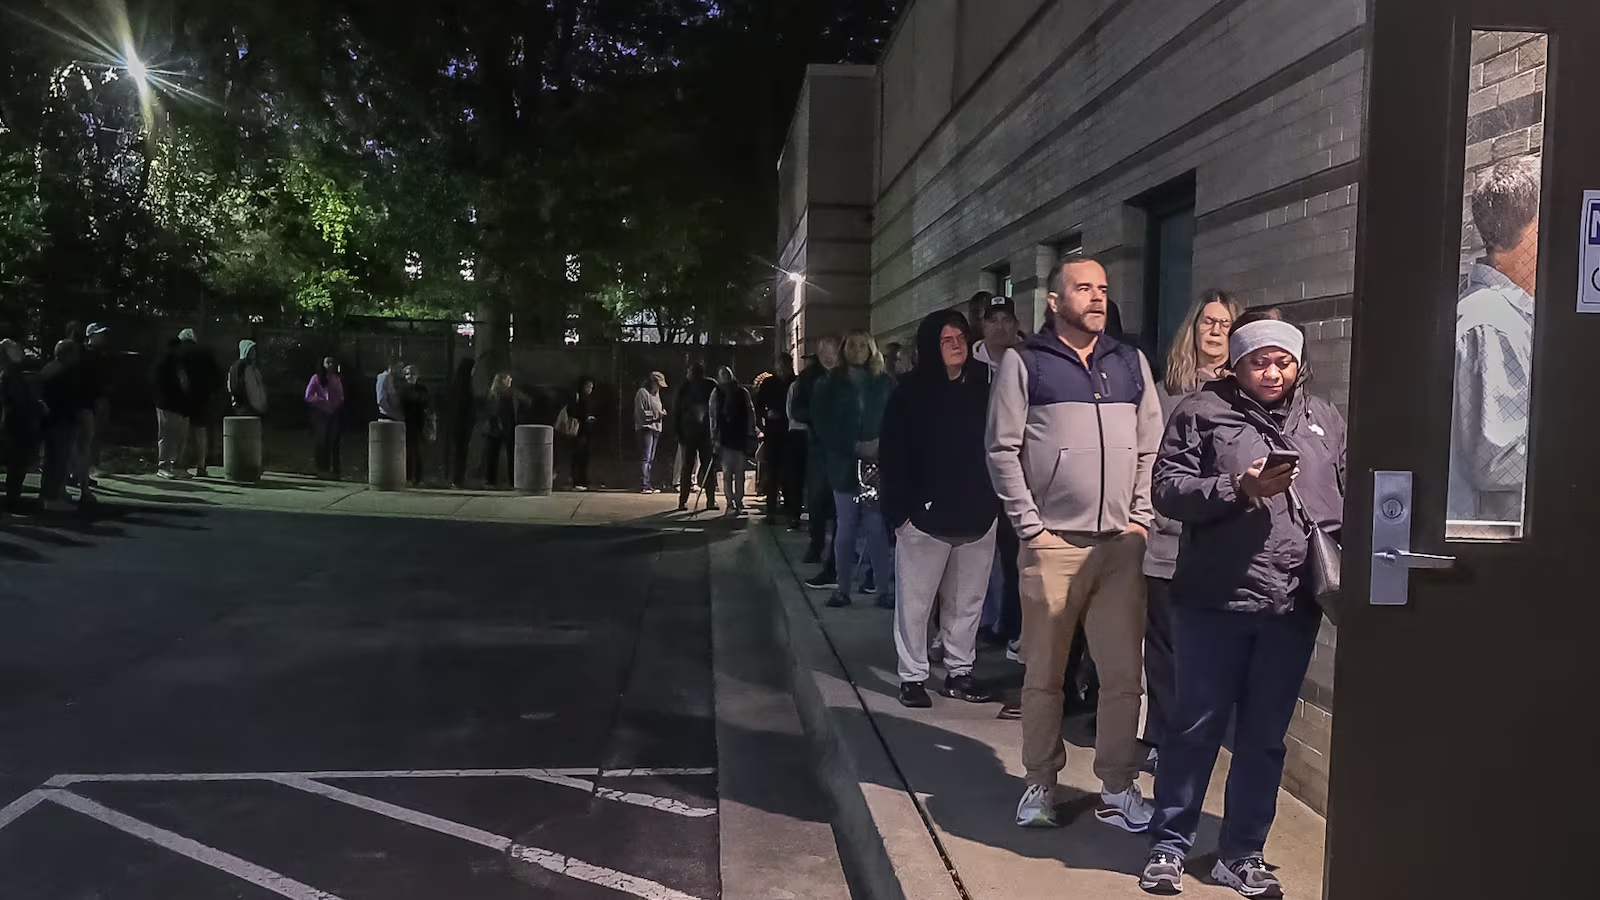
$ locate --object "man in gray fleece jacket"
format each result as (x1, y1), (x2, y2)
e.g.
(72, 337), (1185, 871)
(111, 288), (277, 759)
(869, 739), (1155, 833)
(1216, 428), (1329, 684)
(987, 254), (1165, 834)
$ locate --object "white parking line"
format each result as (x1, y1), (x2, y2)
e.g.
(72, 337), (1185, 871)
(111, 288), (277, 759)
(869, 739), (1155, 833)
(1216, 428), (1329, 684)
(42, 789), (344, 900)
(0, 790), (49, 832)
(269, 776), (707, 900)
(41, 768), (718, 819)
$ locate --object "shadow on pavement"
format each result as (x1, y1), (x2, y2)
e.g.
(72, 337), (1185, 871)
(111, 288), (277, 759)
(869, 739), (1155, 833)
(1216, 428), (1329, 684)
(0, 540), (46, 563)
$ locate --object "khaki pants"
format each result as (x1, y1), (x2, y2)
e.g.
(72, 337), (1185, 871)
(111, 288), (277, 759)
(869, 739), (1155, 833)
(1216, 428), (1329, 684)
(1019, 531), (1148, 793)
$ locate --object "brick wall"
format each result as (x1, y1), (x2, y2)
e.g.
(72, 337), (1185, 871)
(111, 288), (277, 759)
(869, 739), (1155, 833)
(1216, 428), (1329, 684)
(1460, 32), (1546, 277)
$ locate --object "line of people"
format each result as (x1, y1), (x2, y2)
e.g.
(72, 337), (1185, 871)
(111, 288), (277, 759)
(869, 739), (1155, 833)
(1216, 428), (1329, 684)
(1, 322), (119, 515)
(784, 254), (1345, 898)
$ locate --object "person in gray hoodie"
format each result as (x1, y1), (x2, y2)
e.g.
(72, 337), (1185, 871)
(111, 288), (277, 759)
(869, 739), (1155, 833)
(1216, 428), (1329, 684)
(1140, 313), (1345, 898)
(1141, 289), (1241, 758)
(228, 340), (267, 417)
(987, 254), (1164, 834)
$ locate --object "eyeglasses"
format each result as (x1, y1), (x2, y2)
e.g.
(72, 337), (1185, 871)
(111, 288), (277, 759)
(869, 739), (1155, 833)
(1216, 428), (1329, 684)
(1199, 316), (1233, 332)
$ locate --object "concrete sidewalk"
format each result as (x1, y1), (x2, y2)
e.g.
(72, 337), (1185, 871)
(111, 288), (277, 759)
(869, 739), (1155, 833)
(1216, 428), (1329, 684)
(756, 524), (1328, 900)
(84, 472), (714, 527)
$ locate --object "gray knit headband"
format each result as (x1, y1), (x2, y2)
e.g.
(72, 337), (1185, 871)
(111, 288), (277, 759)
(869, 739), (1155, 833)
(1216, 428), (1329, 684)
(1228, 320), (1304, 368)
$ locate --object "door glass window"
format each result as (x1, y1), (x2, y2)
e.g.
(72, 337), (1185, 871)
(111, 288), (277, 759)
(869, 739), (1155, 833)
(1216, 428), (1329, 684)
(1447, 31), (1547, 542)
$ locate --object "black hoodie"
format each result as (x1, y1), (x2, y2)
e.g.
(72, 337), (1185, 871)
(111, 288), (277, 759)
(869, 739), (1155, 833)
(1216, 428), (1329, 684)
(879, 309), (1001, 540)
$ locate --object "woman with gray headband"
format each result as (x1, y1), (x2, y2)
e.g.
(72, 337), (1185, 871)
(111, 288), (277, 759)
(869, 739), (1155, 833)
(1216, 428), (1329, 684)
(1137, 309), (1346, 898)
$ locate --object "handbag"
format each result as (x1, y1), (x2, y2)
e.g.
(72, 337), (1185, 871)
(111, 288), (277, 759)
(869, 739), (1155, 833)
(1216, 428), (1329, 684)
(1288, 485), (1344, 625)
(1248, 408), (1344, 624)
(555, 406), (579, 438)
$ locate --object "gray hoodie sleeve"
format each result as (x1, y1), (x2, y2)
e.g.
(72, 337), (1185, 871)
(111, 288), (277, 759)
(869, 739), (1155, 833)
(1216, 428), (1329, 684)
(985, 348), (1042, 541)
(1131, 351), (1163, 530)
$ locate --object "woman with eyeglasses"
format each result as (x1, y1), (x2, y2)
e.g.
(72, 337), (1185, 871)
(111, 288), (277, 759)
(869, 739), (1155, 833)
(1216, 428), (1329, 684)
(1141, 290), (1242, 764)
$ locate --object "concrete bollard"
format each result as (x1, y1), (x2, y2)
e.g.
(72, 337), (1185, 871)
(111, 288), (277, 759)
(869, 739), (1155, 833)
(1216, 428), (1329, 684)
(368, 420), (407, 491)
(514, 424), (554, 496)
(222, 416), (263, 483)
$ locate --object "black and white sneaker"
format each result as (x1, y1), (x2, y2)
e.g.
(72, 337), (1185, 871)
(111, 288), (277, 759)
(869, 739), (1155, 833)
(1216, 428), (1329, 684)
(898, 682), (932, 708)
(804, 570), (838, 590)
(1140, 851), (1184, 894)
(942, 674), (992, 704)
(1211, 856), (1282, 898)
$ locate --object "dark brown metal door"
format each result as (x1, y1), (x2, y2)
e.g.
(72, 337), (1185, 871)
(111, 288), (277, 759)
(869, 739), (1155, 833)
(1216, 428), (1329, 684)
(1331, 0), (1600, 896)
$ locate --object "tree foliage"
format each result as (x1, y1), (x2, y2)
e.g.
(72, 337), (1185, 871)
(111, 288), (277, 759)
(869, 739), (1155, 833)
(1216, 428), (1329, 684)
(0, 0), (901, 340)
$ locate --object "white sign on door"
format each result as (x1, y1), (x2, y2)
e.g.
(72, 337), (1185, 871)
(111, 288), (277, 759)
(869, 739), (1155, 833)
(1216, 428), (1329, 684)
(1580, 190), (1600, 313)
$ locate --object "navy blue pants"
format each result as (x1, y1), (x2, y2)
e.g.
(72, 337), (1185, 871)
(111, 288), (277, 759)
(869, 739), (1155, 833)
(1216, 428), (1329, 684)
(1149, 600), (1321, 861)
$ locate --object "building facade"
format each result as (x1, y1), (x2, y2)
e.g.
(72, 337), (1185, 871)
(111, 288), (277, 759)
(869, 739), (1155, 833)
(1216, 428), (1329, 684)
(777, 0), (1549, 814)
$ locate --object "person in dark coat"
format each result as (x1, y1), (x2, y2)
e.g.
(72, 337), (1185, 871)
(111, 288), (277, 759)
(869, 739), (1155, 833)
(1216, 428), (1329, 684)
(482, 373), (521, 487)
(1140, 314), (1346, 897)
(793, 337), (841, 581)
(178, 329), (220, 478)
(880, 309), (1002, 708)
(448, 358), (477, 488)
(710, 366), (756, 513)
(674, 364), (720, 511)
(39, 340), (87, 511)
(812, 329), (896, 608)
(400, 365), (432, 487)
(755, 362), (792, 517)
(1, 339), (43, 512)
(153, 336), (190, 478)
(565, 377), (598, 490)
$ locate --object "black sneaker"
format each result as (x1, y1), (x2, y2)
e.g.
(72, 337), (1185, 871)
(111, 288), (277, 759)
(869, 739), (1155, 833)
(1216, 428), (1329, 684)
(825, 590), (851, 608)
(860, 573), (877, 594)
(1140, 851), (1184, 894)
(804, 570), (838, 590)
(705, 502), (719, 511)
(677, 502), (688, 512)
(1211, 856), (1281, 898)
(942, 673), (992, 703)
(898, 682), (932, 708)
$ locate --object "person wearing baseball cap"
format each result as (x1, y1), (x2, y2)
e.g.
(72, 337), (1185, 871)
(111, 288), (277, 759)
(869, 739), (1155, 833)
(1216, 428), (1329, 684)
(1140, 309), (1346, 896)
(972, 291), (1022, 381)
(635, 371), (668, 492)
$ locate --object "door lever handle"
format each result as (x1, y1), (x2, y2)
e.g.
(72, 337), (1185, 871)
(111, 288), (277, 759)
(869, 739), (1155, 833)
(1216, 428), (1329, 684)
(1373, 548), (1456, 570)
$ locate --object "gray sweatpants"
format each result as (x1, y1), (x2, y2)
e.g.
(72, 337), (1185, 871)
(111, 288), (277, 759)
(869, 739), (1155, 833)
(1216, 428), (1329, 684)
(893, 520), (997, 683)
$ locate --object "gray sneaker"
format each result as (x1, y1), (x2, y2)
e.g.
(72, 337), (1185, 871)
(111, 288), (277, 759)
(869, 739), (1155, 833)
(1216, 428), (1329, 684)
(1211, 856), (1282, 898)
(1140, 851), (1184, 894)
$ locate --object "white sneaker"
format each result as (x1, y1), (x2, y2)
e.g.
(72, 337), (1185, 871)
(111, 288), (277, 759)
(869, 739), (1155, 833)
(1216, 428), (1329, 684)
(1097, 782), (1154, 833)
(156, 467), (176, 479)
(1015, 784), (1059, 828)
(1006, 639), (1024, 664)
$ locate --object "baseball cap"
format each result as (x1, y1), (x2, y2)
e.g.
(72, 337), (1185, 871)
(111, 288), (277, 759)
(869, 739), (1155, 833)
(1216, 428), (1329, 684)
(981, 295), (1016, 319)
(650, 370), (668, 388)
(85, 322), (110, 336)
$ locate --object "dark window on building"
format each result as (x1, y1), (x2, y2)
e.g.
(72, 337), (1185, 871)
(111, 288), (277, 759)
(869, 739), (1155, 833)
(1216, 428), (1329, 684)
(1054, 234), (1085, 262)
(1135, 176), (1197, 362)
(984, 263), (1013, 299)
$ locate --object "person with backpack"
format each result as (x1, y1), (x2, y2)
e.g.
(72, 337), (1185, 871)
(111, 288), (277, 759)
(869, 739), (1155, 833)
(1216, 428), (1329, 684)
(674, 364), (720, 512)
(228, 340), (268, 417)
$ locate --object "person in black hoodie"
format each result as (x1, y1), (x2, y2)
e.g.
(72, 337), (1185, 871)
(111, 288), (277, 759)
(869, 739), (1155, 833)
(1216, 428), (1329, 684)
(448, 358), (477, 488)
(153, 336), (190, 478)
(674, 363), (720, 511)
(880, 309), (1002, 709)
(1, 339), (43, 513)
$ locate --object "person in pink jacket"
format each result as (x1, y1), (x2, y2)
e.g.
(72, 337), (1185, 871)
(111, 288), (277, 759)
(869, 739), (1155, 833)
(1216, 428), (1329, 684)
(304, 357), (346, 479)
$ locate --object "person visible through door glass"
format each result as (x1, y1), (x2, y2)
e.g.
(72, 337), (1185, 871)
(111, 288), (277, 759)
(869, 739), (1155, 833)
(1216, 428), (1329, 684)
(1142, 290), (1242, 770)
(1140, 312), (1345, 898)
(813, 330), (896, 608)
(1449, 156), (1539, 524)
(674, 364), (720, 512)
(986, 254), (1162, 832)
(881, 309), (1001, 708)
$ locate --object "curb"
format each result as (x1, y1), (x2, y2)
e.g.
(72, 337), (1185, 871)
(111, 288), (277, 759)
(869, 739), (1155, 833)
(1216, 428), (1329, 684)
(750, 525), (964, 900)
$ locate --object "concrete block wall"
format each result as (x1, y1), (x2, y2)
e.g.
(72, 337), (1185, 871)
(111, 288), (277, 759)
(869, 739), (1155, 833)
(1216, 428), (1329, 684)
(860, 0), (1370, 815)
